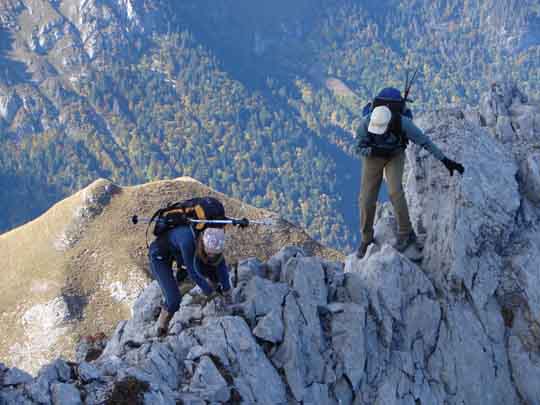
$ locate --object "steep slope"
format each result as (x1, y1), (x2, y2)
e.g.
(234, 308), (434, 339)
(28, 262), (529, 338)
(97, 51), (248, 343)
(0, 176), (340, 374)
(1, 81), (539, 404)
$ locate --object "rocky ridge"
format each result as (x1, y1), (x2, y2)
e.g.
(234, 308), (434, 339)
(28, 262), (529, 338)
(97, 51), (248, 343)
(0, 175), (339, 376)
(1, 82), (540, 404)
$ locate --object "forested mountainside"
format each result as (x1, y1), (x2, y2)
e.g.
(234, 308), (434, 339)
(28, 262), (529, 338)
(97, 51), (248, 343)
(1, 0), (539, 249)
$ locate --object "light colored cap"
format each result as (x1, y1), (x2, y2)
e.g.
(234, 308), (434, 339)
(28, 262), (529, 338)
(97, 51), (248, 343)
(202, 228), (225, 254)
(368, 106), (392, 135)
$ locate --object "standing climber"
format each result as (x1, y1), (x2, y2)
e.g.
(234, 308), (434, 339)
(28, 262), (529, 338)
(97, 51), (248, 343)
(356, 87), (464, 259)
(147, 197), (247, 336)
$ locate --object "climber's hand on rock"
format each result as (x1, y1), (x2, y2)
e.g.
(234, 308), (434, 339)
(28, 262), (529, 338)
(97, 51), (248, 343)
(442, 157), (465, 176)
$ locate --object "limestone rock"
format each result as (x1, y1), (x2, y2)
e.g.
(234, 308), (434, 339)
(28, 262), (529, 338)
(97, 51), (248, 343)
(38, 359), (73, 384)
(267, 245), (306, 281)
(253, 309), (284, 343)
(0, 92), (21, 123)
(78, 362), (101, 383)
(190, 317), (287, 404)
(2, 367), (32, 386)
(101, 281), (162, 357)
(242, 276), (288, 320)
(235, 257), (268, 285)
(189, 356), (230, 402)
(406, 109), (520, 313)
(273, 257), (328, 402)
(520, 153), (540, 204)
(51, 383), (82, 405)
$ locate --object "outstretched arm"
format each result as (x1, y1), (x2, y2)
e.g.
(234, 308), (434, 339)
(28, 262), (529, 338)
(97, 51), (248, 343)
(402, 117), (464, 175)
(401, 116), (446, 161)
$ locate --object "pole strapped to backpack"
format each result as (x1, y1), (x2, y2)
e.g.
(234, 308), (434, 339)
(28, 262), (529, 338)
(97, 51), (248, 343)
(131, 215), (275, 247)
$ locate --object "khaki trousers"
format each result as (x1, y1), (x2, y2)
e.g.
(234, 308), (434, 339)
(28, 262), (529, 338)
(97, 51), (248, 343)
(359, 151), (412, 242)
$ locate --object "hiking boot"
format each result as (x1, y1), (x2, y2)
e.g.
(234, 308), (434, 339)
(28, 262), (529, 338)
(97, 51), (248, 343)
(356, 239), (374, 259)
(157, 307), (172, 337)
(394, 231), (417, 252)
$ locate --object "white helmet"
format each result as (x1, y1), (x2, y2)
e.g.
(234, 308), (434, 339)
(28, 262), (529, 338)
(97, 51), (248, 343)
(202, 228), (225, 255)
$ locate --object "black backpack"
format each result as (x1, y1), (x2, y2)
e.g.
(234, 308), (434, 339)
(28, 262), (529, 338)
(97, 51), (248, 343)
(363, 69), (418, 146)
(370, 87), (410, 146)
(150, 196), (226, 238)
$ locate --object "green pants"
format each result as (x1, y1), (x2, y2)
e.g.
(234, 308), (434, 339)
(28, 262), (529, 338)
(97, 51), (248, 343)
(359, 151), (413, 243)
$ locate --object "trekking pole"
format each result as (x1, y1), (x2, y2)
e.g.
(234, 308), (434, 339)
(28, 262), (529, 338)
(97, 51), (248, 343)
(403, 67), (419, 103)
(131, 215), (151, 224)
(187, 218), (275, 226)
(130, 215), (274, 227)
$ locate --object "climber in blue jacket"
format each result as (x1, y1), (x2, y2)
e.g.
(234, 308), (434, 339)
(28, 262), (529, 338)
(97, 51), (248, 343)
(149, 225), (232, 336)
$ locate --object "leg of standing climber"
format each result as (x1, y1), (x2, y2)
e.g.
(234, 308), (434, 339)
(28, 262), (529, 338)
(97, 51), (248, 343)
(358, 155), (385, 258)
(383, 151), (415, 251)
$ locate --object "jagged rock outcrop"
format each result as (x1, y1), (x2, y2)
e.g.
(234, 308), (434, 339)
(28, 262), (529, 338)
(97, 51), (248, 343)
(0, 90), (22, 124)
(2, 83), (540, 404)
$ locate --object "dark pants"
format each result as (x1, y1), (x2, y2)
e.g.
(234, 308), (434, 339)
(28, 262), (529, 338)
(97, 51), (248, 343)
(148, 236), (183, 313)
(359, 151), (413, 242)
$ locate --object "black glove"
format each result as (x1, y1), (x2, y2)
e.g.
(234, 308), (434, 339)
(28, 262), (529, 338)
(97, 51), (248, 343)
(442, 157), (465, 176)
(233, 218), (249, 228)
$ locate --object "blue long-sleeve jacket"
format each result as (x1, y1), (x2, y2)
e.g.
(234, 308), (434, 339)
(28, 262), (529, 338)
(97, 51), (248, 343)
(168, 226), (231, 295)
(356, 114), (446, 161)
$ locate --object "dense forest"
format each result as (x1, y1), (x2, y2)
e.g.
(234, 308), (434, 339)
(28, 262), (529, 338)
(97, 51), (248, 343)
(1, 0), (539, 250)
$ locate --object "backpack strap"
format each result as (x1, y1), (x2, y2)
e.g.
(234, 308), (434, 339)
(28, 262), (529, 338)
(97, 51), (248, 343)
(145, 201), (186, 247)
(193, 204), (207, 231)
(145, 207), (166, 248)
(388, 113), (408, 147)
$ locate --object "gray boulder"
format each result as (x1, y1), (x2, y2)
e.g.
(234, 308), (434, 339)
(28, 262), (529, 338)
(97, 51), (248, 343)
(2, 368), (32, 386)
(189, 317), (287, 404)
(273, 257), (328, 402)
(373, 202), (398, 247)
(78, 361), (101, 383)
(168, 304), (203, 334)
(235, 257), (267, 285)
(241, 276), (289, 323)
(51, 383), (82, 405)
(0, 387), (33, 405)
(38, 359), (72, 384)
(321, 259), (345, 302)
(101, 281), (162, 357)
(267, 245), (306, 281)
(0, 92), (21, 123)
(520, 153), (540, 204)
(189, 356), (230, 402)
(24, 376), (51, 404)
(407, 109), (520, 314)
(328, 303), (366, 391)
(253, 308), (284, 343)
